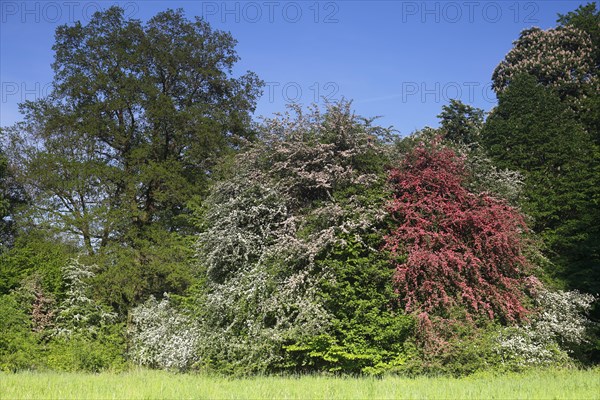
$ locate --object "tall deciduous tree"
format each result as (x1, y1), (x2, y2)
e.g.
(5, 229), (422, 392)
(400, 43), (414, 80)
(557, 2), (600, 142)
(492, 26), (597, 105)
(5, 7), (262, 311)
(482, 75), (599, 293)
(7, 7), (262, 254)
(558, 2), (600, 68)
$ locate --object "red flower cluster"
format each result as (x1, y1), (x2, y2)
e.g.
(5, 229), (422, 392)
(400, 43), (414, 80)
(385, 143), (531, 323)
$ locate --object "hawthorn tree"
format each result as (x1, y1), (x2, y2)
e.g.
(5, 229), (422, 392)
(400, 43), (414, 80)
(187, 102), (404, 374)
(384, 141), (534, 325)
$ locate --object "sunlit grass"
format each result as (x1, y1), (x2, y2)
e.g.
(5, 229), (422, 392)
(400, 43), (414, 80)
(1, 368), (599, 399)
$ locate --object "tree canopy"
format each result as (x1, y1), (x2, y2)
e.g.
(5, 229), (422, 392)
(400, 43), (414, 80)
(7, 6), (262, 254)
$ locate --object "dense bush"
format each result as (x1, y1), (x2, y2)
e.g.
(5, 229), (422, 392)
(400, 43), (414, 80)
(129, 296), (200, 371)
(0, 293), (42, 372)
(286, 235), (415, 375)
(45, 259), (126, 372)
(385, 141), (534, 325)
(183, 102), (406, 374)
(497, 286), (596, 367)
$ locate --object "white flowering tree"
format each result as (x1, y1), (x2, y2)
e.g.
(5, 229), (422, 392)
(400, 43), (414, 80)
(53, 259), (116, 338)
(129, 296), (200, 371)
(497, 286), (596, 367)
(194, 176), (332, 372)
(193, 101), (397, 373)
(492, 26), (598, 105)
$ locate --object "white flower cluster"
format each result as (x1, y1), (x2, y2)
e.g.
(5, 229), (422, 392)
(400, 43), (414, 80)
(461, 146), (525, 205)
(497, 288), (596, 366)
(493, 26), (598, 105)
(129, 296), (201, 371)
(533, 289), (596, 345)
(53, 259), (116, 337)
(195, 175), (333, 371)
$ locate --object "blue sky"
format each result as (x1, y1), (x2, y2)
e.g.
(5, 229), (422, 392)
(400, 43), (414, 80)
(0, 1), (586, 135)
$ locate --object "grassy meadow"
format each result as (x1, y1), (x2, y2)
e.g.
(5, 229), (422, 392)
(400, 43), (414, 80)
(1, 368), (599, 399)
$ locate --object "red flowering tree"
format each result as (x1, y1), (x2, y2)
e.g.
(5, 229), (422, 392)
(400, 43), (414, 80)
(384, 142), (533, 325)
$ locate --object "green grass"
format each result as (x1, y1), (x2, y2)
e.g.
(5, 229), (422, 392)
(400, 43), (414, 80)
(1, 368), (599, 399)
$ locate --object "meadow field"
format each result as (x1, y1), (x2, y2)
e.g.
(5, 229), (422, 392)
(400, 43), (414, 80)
(1, 368), (599, 400)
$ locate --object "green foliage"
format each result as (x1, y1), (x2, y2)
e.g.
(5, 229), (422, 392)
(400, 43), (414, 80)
(557, 3), (600, 143)
(0, 140), (27, 251)
(42, 259), (127, 372)
(286, 235), (414, 375)
(400, 320), (505, 377)
(437, 99), (484, 145)
(92, 229), (196, 315)
(4, 6), (262, 314)
(0, 232), (75, 296)
(0, 294), (42, 372)
(53, 259), (117, 337)
(0, 148), (9, 240)
(482, 74), (600, 293)
(45, 327), (126, 373)
(558, 2), (600, 68)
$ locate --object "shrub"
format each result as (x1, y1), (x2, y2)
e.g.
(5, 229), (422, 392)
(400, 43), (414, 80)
(0, 293), (43, 371)
(46, 327), (126, 372)
(385, 141), (534, 325)
(192, 102), (399, 374)
(285, 235), (415, 375)
(47, 259), (126, 372)
(53, 259), (116, 338)
(129, 296), (200, 371)
(497, 287), (596, 367)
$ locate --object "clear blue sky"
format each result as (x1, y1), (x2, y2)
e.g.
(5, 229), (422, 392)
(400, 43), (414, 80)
(0, 1), (586, 135)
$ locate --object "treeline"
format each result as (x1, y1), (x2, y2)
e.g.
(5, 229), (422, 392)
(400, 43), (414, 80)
(0, 4), (598, 374)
